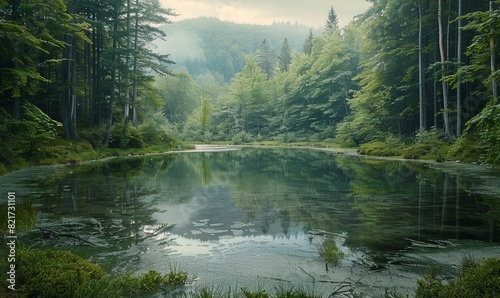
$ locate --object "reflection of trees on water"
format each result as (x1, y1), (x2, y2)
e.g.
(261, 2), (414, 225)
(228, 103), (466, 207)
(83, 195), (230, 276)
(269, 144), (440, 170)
(179, 149), (499, 252)
(29, 156), (178, 266)
(334, 157), (499, 251)
(28, 149), (499, 259)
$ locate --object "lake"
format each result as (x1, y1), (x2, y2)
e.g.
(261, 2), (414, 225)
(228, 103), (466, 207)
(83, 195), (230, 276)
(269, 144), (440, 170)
(1, 146), (499, 296)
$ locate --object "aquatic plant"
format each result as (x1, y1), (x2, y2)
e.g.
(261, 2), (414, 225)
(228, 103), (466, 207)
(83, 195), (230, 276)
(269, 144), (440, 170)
(318, 237), (344, 266)
(184, 284), (322, 298)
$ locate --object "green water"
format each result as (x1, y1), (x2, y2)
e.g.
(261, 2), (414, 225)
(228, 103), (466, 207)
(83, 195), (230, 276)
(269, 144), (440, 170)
(1, 147), (499, 296)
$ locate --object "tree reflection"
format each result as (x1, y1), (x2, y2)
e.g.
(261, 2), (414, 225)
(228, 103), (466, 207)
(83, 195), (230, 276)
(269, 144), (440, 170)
(18, 148), (499, 267)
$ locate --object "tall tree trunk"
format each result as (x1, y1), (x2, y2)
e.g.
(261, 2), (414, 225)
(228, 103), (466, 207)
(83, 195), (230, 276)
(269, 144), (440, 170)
(457, 0), (463, 136)
(418, 0), (425, 131)
(96, 25), (103, 127)
(61, 27), (78, 139)
(124, 0), (131, 124)
(71, 35), (77, 133)
(103, 1), (119, 147)
(491, 1), (498, 99)
(434, 41), (439, 129)
(132, 0), (139, 127)
(61, 37), (78, 139)
(61, 0), (79, 139)
(438, 0), (453, 139)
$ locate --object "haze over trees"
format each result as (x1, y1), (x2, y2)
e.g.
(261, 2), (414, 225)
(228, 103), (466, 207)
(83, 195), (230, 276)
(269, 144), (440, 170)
(1, 0), (500, 168)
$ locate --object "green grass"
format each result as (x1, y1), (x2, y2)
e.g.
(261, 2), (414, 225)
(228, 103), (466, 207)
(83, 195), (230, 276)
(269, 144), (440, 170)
(318, 238), (344, 266)
(415, 257), (500, 298)
(0, 247), (189, 298)
(178, 284), (322, 298)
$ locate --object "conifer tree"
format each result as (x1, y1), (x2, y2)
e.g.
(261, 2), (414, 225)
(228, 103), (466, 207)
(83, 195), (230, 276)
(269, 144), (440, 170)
(256, 39), (275, 80)
(278, 38), (292, 72)
(325, 6), (339, 29)
(303, 30), (313, 55)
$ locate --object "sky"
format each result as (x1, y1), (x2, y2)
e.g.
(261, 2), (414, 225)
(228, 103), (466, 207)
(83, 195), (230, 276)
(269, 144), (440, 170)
(159, 0), (372, 29)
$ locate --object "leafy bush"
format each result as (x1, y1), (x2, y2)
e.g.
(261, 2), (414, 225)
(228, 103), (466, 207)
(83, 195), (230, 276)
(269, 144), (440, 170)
(139, 122), (179, 148)
(109, 124), (145, 149)
(126, 126), (146, 148)
(79, 128), (104, 149)
(401, 143), (445, 161)
(20, 102), (61, 134)
(415, 127), (443, 144)
(398, 128), (448, 161)
(358, 141), (399, 156)
(3, 121), (55, 158)
(4, 248), (188, 298)
(232, 131), (255, 144)
(17, 249), (105, 298)
(415, 258), (500, 298)
(0, 102), (59, 164)
(456, 104), (500, 164)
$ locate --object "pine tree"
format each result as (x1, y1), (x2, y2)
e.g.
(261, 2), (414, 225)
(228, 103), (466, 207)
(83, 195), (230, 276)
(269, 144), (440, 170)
(303, 30), (313, 55)
(278, 38), (292, 72)
(256, 39), (275, 80)
(325, 6), (339, 29)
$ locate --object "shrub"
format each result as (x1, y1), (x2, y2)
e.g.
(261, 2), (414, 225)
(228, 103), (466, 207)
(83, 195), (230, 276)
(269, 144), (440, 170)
(79, 128), (104, 149)
(126, 126), (146, 148)
(415, 258), (500, 298)
(402, 143), (433, 160)
(8, 248), (189, 298)
(17, 249), (105, 298)
(358, 141), (399, 156)
(109, 124), (145, 149)
(457, 104), (500, 164)
(139, 122), (179, 148)
(232, 131), (255, 144)
(415, 127), (442, 144)
(401, 142), (447, 161)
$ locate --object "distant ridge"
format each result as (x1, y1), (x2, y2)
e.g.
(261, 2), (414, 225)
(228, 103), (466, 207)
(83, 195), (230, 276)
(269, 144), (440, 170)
(154, 17), (321, 81)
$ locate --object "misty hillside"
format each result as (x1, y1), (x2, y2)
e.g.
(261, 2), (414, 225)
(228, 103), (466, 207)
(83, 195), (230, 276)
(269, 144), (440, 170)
(155, 17), (320, 81)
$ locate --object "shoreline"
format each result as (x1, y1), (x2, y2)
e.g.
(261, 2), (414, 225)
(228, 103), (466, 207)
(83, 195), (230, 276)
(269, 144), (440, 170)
(1, 143), (497, 178)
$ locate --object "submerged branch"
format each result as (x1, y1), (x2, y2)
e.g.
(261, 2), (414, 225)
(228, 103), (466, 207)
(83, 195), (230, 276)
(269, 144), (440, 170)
(139, 223), (176, 241)
(35, 225), (99, 247)
(298, 265), (316, 283)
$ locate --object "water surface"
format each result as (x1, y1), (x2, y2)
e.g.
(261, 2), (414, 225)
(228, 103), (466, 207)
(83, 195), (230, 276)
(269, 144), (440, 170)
(1, 147), (499, 296)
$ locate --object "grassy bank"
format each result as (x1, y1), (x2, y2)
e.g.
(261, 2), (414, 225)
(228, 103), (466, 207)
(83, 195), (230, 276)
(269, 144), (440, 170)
(0, 135), (192, 176)
(357, 130), (500, 167)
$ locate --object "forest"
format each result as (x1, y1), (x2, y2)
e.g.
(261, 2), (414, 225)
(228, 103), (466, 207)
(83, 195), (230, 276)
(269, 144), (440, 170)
(1, 0), (500, 173)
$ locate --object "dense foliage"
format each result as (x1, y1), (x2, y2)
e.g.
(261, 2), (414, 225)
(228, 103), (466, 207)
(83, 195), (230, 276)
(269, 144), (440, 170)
(0, 0), (179, 170)
(0, 248), (188, 297)
(153, 1), (500, 164)
(2, 0), (500, 170)
(416, 257), (500, 298)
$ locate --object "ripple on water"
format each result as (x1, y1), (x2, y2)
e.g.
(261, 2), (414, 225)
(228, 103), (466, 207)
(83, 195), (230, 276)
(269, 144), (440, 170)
(200, 228), (228, 234)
